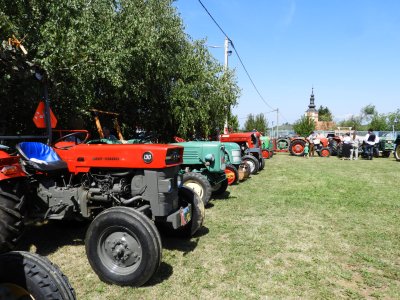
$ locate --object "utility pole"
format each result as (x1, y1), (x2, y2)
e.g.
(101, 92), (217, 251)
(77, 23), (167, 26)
(276, 108), (279, 139)
(223, 37), (231, 134)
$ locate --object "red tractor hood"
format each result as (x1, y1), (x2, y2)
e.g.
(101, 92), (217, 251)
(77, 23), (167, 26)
(55, 144), (183, 173)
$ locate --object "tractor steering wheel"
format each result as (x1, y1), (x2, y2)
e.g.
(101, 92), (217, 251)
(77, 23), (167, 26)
(53, 131), (89, 149)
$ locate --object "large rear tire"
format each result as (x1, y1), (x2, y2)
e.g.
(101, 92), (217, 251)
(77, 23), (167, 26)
(182, 172), (212, 206)
(225, 164), (239, 185)
(395, 144), (400, 161)
(175, 187), (205, 237)
(85, 207), (162, 287)
(242, 155), (259, 174)
(258, 157), (265, 171)
(0, 179), (26, 253)
(289, 139), (306, 156)
(0, 251), (76, 299)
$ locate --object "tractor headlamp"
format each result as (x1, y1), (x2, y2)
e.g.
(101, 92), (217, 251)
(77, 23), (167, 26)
(204, 154), (215, 162)
(1, 165), (18, 175)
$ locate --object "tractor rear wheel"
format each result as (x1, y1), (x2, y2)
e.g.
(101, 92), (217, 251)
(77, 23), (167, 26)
(242, 155), (259, 174)
(211, 178), (229, 196)
(85, 207), (162, 287)
(182, 172), (212, 205)
(0, 251), (76, 299)
(0, 179), (26, 254)
(225, 164), (239, 185)
(259, 157), (265, 171)
(382, 151), (391, 158)
(319, 147), (331, 157)
(395, 145), (400, 161)
(289, 140), (306, 156)
(175, 186), (205, 237)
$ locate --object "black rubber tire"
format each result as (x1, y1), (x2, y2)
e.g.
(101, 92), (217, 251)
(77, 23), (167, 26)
(269, 150), (274, 158)
(242, 155), (260, 174)
(289, 139), (306, 156)
(175, 186), (205, 237)
(0, 251), (76, 299)
(395, 145), (400, 161)
(259, 157), (265, 171)
(0, 179), (26, 254)
(225, 164), (239, 185)
(329, 139), (339, 156)
(211, 178), (229, 196)
(382, 151), (391, 158)
(276, 138), (290, 151)
(182, 172), (212, 206)
(85, 207), (162, 287)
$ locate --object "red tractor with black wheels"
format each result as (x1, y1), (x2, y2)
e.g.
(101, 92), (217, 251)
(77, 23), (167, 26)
(289, 136), (331, 157)
(0, 102), (205, 287)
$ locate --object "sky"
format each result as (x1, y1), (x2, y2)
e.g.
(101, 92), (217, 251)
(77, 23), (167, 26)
(173, 0), (400, 126)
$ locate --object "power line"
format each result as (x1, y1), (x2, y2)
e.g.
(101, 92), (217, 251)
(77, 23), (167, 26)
(197, 0), (275, 111)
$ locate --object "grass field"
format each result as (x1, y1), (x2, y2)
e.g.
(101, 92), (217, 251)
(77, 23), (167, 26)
(18, 153), (400, 299)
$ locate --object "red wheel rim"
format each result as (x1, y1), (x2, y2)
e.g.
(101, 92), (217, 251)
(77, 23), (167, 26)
(262, 149), (270, 159)
(224, 169), (236, 185)
(321, 149), (329, 157)
(292, 144), (304, 154)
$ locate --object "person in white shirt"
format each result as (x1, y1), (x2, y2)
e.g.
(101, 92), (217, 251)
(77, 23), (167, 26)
(341, 133), (353, 159)
(350, 132), (362, 160)
(364, 129), (378, 160)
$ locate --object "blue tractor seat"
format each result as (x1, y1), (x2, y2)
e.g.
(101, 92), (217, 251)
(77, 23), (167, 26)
(16, 142), (68, 172)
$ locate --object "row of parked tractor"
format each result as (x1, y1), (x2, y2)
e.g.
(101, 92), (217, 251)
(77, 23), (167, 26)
(0, 97), (275, 298)
(272, 132), (400, 159)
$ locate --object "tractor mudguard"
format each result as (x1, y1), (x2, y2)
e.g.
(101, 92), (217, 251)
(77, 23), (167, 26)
(0, 151), (26, 181)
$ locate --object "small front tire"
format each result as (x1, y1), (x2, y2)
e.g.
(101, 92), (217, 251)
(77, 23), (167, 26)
(242, 155), (260, 174)
(182, 172), (212, 205)
(85, 207), (162, 287)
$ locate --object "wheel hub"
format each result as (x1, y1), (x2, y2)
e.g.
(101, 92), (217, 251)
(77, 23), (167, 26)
(103, 232), (141, 268)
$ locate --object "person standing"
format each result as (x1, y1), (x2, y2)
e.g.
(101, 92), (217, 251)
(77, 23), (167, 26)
(350, 132), (361, 160)
(304, 143), (310, 158)
(341, 133), (353, 160)
(307, 131), (316, 157)
(364, 129), (377, 160)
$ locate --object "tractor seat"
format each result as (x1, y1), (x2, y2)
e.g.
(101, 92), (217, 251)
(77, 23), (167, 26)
(16, 142), (68, 172)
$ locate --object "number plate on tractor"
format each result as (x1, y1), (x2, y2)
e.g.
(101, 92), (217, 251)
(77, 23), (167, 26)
(180, 206), (191, 225)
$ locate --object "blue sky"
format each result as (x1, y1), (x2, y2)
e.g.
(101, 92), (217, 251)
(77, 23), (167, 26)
(173, 0), (400, 126)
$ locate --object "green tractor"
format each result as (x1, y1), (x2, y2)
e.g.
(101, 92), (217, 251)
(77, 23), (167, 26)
(173, 141), (228, 205)
(377, 132), (395, 158)
(222, 142), (250, 185)
(260, 136), (274, 159)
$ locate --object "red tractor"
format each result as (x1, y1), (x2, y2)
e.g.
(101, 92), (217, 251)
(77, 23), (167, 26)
(289, 135), (331, 157)
(0, 99), (204, 287)
(219, 131), (265, 174)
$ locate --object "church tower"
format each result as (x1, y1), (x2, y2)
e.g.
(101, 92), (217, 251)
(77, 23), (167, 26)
(305, 87), (318, 121)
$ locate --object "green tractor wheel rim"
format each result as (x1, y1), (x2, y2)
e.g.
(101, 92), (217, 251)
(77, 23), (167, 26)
(184, 180), (204, 199)
(98, 226), (142, 275)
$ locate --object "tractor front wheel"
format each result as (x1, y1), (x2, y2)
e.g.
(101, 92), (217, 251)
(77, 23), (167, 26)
(0, 251), (76, 299)
(211, 179), (229, 196)
(225, 164), (239, 185)
(259, 157), (265, 171)
(182, 172), (212, 205)
(289, 140), (306, 156)
(0, 179), (26, 254)
(85, 207), (162, 287)
(262, 149), (270, 159)
(319, 147), (331, 157)
(242, 155), (260, 174)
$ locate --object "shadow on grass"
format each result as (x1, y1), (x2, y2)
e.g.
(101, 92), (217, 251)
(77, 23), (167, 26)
(161, 226), (209, 256)
(212, 190), (236, 201)
(16, 220), (88, 256)
(144, 262), (173, 286)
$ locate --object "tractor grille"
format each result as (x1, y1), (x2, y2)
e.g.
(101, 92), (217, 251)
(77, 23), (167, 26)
(183, 150), (200, 162)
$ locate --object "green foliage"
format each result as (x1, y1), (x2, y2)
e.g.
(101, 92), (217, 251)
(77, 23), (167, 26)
(0, 0), (240, 141)
(243, 113), (268, 133)
(317, 105), (333, 121)
(292, 115), (315, 137)
(228, 114), (240, 132)
(337, 115), (363, 131)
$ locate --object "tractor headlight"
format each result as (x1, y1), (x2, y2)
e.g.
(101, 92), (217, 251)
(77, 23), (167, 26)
(204, 154), (215, 162)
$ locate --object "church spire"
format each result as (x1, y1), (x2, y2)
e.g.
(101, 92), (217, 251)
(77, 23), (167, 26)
(307, 87), (317, 112)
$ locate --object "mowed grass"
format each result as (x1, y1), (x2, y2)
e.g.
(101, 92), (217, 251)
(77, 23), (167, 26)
(18, 153), (400, 299)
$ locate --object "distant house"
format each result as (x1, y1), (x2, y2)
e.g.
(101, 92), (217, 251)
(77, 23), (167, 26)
(305, 88), (336, 131)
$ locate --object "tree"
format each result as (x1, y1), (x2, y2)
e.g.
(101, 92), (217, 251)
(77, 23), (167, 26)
(0, 0), (240, 141)
(337, 115), (363, 131)
(243, 113), (268, 133)
(318, 105), (333, 121)
(292, 115), (315, 137)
